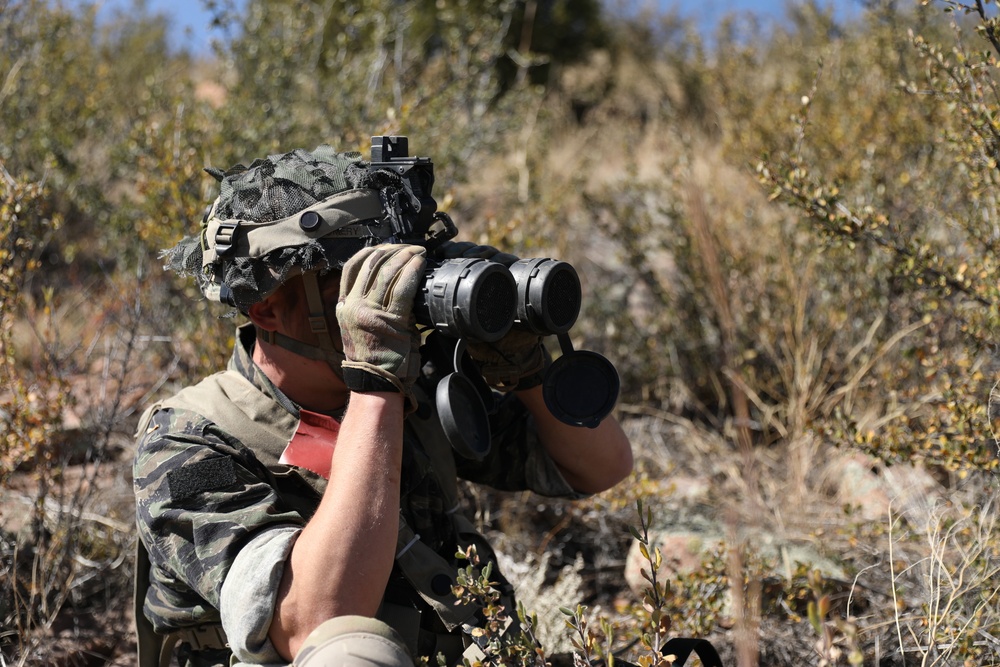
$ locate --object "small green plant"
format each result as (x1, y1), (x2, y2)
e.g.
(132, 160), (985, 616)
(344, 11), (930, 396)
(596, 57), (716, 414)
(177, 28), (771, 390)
(611, 500), (729, 667)
(560, 604), (618, 667)
(451, 544), (547, 667)
(805, 568), (863, 667)
(627, 499), (674, 666)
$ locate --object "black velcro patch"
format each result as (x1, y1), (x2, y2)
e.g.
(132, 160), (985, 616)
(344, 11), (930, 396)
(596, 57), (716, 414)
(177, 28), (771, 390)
(167, 456), (237, 501)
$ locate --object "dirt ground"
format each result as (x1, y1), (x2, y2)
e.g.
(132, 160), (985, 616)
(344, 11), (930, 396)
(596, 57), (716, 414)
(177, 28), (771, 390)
(1, 443), (137, 667)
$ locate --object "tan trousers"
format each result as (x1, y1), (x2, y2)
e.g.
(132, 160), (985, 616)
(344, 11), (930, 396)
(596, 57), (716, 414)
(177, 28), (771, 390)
(293, 616), (414, 667)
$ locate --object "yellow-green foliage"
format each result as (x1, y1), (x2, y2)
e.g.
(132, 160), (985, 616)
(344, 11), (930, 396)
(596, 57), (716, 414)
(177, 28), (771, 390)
(758, 3), (1000, 472)
(0, 170), (64, 487)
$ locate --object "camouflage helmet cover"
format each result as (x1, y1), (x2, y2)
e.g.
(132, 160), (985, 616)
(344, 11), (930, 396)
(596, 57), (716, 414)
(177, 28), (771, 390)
(162, 145), (409, 311)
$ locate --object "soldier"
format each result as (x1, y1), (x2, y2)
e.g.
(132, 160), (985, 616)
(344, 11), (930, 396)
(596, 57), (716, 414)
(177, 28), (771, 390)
(133, 143), (632, 667)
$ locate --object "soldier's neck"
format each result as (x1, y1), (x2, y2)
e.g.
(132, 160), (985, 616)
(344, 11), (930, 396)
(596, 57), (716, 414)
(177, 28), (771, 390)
(253, 341), (349, 413)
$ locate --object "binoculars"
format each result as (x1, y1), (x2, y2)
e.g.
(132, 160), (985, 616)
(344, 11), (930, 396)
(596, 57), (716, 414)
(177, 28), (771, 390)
(369, 135), (583, 342)
(414, 255), (581, 342)
(370, 135), (619, 458)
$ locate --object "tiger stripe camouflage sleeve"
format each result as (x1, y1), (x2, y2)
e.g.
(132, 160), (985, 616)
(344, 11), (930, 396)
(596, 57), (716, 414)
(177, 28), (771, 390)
(133, 407), (306, 634)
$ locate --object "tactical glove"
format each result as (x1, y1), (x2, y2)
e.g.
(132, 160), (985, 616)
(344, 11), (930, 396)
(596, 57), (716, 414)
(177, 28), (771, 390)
(337, 244), (426, 407)
(466, 330), (549, 391)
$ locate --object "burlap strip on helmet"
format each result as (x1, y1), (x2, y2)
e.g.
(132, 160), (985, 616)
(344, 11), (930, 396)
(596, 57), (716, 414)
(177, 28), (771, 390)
(201, 189), (385, 268)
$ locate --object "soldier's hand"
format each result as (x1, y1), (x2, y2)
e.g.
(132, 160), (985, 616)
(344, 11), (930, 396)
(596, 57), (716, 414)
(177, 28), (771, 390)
(337, 244), (426, 406)
(432, 240), (519, 267)
(466, 330), (548, 391)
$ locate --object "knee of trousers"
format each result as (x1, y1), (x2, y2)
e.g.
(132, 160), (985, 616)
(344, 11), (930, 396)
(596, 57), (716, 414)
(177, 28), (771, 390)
(293, 616), (414, 667)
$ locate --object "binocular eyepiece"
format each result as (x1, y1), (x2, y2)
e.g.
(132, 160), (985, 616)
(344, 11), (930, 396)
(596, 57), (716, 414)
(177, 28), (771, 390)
(413, 256), (581, 342)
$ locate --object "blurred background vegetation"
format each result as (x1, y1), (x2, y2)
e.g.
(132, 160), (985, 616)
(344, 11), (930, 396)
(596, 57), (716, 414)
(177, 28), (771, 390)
(4, 0), (1000, 664)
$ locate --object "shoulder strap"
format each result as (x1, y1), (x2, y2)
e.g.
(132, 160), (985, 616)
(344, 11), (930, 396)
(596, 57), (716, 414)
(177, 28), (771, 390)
(134, 539), (166, 667)
(392, 516), (480, 632)
(159, 369), (300, 465)
(403, 382), (459, 507)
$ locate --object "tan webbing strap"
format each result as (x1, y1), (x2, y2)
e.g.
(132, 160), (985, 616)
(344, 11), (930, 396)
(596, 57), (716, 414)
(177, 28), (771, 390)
(393, 519), (512, 660)
(402, 384), (460, 506)
(254, 275), (346, 372)
(135, 540), (166, 667)
(392, 384), (517, 662)
(253, 324), (347, 369)
(393, 518), (480, 632)
(201, 189), (386, 267)
(301, 270), (338, 357)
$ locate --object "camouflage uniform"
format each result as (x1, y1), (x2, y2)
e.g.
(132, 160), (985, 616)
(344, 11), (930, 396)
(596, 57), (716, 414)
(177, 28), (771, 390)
(134, 324), (585, 667)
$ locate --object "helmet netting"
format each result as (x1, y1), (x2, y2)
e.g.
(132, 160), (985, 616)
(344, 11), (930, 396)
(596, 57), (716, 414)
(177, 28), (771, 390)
(162, 146), (390, 311)
(213, 146), (364, 223)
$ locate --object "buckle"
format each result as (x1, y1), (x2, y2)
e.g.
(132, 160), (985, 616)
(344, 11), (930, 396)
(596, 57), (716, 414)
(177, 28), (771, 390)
(256, 326), (277, 344)
(182, 624), (229, 651)
(308, 315), (329, 334)
(214, 221), (239, 256)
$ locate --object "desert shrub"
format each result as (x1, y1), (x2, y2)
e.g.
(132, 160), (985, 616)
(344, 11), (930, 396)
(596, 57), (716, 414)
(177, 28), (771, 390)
(511, 3), (1000, 663)
(759, 0), (1000, 473)
(0, 5), (209, 660)
(0, 163), (160, 662)
(0, 168), (64, 493)
(201, 0), (576, 183)
(751, 0), (1000, 661)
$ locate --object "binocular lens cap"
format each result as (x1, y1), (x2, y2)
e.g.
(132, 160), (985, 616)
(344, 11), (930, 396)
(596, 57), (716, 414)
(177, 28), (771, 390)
(509, 258), (581, 335)
(436, 371), (492, 460)
(542, 351), (620, 428)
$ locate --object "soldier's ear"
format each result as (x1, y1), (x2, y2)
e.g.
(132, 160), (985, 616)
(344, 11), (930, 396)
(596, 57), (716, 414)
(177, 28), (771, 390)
(248, 275), (306, 333)
(247, 293), (282, 332)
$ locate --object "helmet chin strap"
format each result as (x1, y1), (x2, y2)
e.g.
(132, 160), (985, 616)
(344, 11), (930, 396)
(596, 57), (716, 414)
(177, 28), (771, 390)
(254, 270), (346, 380)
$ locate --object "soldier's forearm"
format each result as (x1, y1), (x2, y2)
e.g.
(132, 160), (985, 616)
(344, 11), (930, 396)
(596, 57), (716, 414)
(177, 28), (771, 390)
(268, 391), (405, 660)
(516, 385), (633, 494)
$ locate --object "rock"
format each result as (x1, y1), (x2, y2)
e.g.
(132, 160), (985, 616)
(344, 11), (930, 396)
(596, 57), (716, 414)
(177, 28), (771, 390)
(821, 452), (944, 529)
(625, 528), (725, 595)
(822, 453), (890, 522)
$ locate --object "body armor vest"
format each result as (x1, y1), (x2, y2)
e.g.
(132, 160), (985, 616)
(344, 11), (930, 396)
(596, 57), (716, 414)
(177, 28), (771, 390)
(134, 364), (513, 666)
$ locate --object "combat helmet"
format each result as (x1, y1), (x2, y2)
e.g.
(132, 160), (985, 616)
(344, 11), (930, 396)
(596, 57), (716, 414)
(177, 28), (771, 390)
(162, 142), (431, 374)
